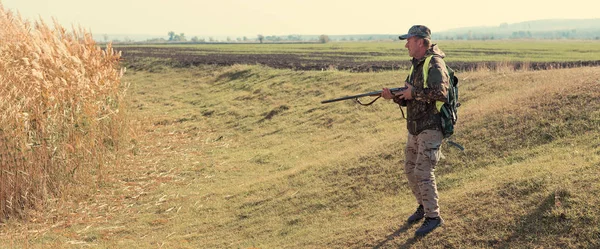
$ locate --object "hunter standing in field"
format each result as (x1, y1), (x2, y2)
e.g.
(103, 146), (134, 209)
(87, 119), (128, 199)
(381, 25), (449, 237)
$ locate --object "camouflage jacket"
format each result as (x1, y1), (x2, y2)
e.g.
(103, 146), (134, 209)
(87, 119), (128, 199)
(394, 44), (449, 135)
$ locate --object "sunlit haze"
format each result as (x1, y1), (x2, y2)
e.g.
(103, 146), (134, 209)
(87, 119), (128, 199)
(2, 0), (599, 38)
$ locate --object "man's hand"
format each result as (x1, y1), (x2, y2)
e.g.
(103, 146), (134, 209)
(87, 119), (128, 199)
(382, 83), (413, 100)
(397, 82), (413, 100)
(382, 87), (395, 99)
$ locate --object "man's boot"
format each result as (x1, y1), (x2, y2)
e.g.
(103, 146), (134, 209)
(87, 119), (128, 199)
(407, 205), (424, 223)
(415, 216), (443, 236)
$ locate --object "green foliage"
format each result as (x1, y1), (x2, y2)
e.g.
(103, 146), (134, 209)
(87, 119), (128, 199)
(168, 31), (186, 41)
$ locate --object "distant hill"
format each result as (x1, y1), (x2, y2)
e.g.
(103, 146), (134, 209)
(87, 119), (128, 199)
(306, 19), (600, 41)
(434, 19), (600, 40)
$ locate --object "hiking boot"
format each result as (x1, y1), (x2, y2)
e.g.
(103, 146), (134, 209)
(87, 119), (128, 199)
(407, 205), (425, 223)
(415, 216), (444, 237)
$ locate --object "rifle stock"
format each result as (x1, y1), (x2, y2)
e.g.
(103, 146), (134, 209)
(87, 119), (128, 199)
(320, 87), (407, 105)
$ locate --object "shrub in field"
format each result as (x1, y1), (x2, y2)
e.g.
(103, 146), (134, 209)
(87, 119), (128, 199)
(0, 5), (127, 220)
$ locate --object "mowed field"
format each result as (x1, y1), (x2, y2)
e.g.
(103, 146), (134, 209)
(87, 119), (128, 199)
(1, 41), (600, 248)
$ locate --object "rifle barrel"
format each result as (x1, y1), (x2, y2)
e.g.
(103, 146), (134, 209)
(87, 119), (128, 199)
(320, 87), (406, 104)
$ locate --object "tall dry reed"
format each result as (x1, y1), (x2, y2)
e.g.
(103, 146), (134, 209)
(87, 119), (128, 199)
(0, 5), (127, 221)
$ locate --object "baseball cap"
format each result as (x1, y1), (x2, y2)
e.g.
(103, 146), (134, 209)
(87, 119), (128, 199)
(398, 25), (431, 40)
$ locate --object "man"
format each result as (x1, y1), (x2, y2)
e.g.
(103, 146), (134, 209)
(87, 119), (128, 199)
(381, 25), (449, 237)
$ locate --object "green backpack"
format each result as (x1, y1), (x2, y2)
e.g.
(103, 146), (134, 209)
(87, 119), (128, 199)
(410, 55), (460, 139)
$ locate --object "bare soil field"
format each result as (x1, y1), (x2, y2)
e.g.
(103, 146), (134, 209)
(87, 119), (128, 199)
(117, 46), (600, 72)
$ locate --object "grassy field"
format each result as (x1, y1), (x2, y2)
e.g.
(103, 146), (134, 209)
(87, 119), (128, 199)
(1, 42), (600, 248)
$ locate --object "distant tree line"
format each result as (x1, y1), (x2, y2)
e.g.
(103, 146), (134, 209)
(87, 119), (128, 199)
(104, 27), (600, 44)
(118, 32), (398, 44)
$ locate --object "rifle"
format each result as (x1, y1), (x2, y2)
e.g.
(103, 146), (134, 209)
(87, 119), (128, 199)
(320, 87), (407, 106)
(320, 86), (465, 152)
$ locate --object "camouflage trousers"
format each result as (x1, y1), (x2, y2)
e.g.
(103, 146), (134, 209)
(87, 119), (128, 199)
(404, 129), (443, 218)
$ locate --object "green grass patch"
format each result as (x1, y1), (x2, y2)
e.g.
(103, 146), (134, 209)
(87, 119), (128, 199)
(2, 64), (599, 248)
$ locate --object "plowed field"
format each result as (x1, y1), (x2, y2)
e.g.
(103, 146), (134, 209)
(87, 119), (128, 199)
(117, 45), (600, 72)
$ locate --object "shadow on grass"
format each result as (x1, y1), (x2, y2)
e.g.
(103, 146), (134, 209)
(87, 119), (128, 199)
(372, 222), (418, 249)
(214, 68), (254, 82)
(498, 192), (572, 249)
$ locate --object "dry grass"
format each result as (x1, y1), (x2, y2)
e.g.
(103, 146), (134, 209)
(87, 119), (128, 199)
(0, 5), (127, 221)
(0, 63), (593, 248)
(0, 36), (599, 247)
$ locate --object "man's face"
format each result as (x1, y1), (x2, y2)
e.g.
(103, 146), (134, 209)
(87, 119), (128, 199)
(404, 36), (421, 58)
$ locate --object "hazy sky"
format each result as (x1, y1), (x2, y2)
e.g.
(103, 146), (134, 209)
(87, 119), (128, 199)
(2, 0), (599, 38)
